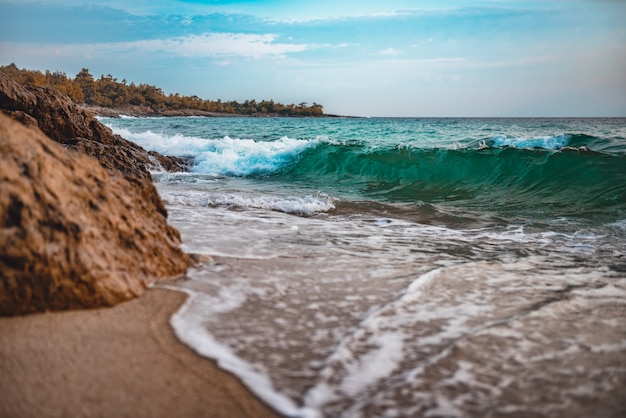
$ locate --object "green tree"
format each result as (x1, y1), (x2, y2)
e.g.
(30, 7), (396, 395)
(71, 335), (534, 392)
(0, 64), (326, 117)
(46, 70), (84, 102)
(75, 68), (96, 104)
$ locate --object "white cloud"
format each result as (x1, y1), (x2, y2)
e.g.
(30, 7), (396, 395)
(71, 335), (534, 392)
(121, 33), (309, 59)
(1, 32), (310, 62)
(379, 47), (399, 55)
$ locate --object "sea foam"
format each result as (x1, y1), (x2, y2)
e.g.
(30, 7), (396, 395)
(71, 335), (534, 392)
(159, 188), (335, 216)
(108, 126), (318, 176)
(492, 133), (571, 150)
(191, 135), (317, 176)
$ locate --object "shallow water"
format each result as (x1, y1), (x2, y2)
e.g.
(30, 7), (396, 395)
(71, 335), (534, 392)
(162, 198), (626, 417)
(103, 116), (626, 417)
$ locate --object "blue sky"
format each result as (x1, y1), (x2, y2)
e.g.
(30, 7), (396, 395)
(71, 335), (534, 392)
(1, 0), (625, 116)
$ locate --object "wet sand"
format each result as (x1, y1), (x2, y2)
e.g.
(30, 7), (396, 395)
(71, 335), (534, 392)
(0, 287), (281, 418)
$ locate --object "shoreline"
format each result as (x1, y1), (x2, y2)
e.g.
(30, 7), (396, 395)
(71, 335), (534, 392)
(81, 104), (352, 118)
(0, 287), (282, 418)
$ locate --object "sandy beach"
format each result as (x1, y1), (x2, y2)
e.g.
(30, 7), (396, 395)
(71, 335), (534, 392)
(0, 287), (281, 418)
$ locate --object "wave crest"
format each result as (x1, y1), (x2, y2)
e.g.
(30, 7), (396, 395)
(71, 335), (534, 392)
(108, 123), (626, 218)
(491, 134), (571, 150)
(109, 126), (318, 176)
(282, 142), (626, 217)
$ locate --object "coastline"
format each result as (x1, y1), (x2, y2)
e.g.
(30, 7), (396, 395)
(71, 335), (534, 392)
(83, 104), (249, 118)
(81, 104), (350, 118)
(0, 287), (282, 418)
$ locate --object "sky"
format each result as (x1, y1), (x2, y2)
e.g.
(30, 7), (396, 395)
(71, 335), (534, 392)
(1, 0), (625, 117)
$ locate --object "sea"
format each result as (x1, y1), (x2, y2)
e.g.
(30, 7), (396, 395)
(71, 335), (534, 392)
(101, 116), (626, 418)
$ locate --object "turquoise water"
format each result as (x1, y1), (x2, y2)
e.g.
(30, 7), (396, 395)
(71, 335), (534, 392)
(103, 116), (626, 418)
(108, 116), (626, 226)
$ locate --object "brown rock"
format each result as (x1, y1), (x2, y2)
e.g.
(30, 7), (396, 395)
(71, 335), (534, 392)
(0, 71), (193, 219)
(0, 71), (190, 178)
(0, 71), (193, 315)
(0, 114), (191, 315)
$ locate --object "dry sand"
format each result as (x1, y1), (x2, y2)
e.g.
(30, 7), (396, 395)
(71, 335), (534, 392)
(0, 287), (281, 418)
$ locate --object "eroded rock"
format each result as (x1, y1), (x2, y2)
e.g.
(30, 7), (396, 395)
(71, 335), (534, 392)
(0, 114), (190, 315)
(0, 71), (189, 179)
(0, 72), (192, 315)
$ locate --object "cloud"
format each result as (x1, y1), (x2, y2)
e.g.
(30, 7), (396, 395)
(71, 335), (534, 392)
(379, 47), (399, 55)
(120, 33), (309, 58)
(1, 32), (310, 62)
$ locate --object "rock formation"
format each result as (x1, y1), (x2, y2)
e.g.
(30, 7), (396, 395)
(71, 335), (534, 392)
(0, 72), (190, 215)
(0, 72), (191, 316)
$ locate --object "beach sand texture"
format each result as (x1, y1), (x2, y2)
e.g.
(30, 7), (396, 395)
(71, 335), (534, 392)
(0, 287), (280, 418)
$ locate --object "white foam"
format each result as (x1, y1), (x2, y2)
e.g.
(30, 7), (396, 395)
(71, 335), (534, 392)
(572, 283), (626, 299)
(405, 266), (443, 294)
(163, 216), (624, 418)
(608, 219), (626, 230)
(167, 288), (302, 417)
(109, 126), (207, 155)
(191, 135), (316, 176)
(302, 267), (453, 413)
(401, 222), (606, 253)
(339, 332), (405, 397)
(107, 125), (318, 176)
(492, 133), (571, 150)
(159, 188), (335, 216)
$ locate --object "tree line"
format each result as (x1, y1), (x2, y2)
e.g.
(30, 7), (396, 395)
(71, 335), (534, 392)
(0, 63), (325, 117)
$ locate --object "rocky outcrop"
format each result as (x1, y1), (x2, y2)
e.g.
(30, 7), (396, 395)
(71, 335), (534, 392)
(0, 73), (192, 316)
(0, 72), (190, 215)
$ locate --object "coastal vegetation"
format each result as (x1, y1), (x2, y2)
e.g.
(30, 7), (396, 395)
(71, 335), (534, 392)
(0, 63), (325, 116)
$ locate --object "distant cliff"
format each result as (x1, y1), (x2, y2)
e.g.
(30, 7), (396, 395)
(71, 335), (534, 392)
(0, 71), (191, 316)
